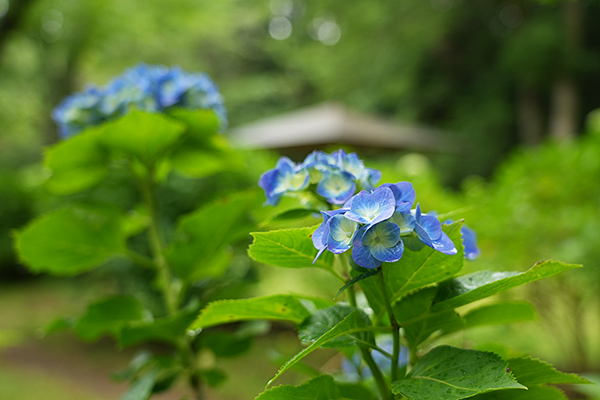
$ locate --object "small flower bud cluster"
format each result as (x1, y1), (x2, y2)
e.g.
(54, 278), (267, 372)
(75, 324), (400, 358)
(313, 183), (457, 269)
(258, 150), (381, 206)
(52, 64), (227, 138)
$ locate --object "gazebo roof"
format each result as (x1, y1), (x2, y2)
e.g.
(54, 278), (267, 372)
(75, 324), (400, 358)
(227, 102), (458, 153)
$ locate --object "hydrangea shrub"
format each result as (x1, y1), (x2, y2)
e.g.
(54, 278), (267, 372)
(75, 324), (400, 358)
(193, 151), (588, 400)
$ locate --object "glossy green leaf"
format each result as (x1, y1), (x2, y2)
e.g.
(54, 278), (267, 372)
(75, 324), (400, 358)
(249, 226), (335, 271)
(256, 375), (344, 400)
(119, 305), (198, 347)
(432, 261), (581, 312)
(74, 296), (146, 342)
(507, 357), (589, 386)
(101, 110), (185, 165)
(166, 191), (256, 282)
(298, 304), (375, 349)
(267, 311), (378, 386)
(392, 346), (525, 400)
(471, 386), (568, 400)
(119, 370), (158, 400)
(15, 206), (126, 275)
(386, 221), (464, 304)
(192, 295), (311, 329)
(44, 126), (108, 194)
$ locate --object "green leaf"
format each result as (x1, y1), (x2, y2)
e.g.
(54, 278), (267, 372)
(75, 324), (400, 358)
(170, 149), (231, 178)
(74, 296), (146, 342)
(471, 386), (568, 400)
(257, 375), (344, 400)
(298, 305), (375, 349)
(432, 261), (581, 312)
(335, 269), (380, 299)
(15, 206), (126, 275)
(119, 370), (158, 400)
(167, 108), (220, 145)
(166, 191), (256, 282)
(44, 126), (108, 194)
(119, 305), (198, 347)
(403, 309), (462, 348)
(267, 311), (378, 387)
(249, 226), (335, 271)
(192, 295), (311, 329)
(391, 346), (525, 400)
(337, 382), (376, 400)
(507, 357), (589, 386)
(101, 111), (185, 165)
(386, 221), (464, 304)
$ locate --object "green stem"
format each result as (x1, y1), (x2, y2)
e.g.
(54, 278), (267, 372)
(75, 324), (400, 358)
(360, 347), (392, 400)
(140, 170), (177, 313)
(137, 167), (203, 400)
(342, 255), (390, 400)
(124, 250), (156, 270)
(377, 267), (402, 383)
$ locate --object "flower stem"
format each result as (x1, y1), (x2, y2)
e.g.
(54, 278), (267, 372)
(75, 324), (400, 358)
(377, 266), (402, 383)
(138, 166), (203, 400)
(342, 255), (391, 400)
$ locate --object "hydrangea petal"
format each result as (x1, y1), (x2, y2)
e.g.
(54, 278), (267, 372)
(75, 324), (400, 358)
(391, 212), (416, 235)
(461, 225), (480, 260)
(431, 232), (457, 255)
(317, 170), (356, 204)
(380, 182), (416, 213)
(327, 215), (358, 254)
(352, 238), (381, 269)
(370, 240), (404, 263)
(345, 187), (395, 226)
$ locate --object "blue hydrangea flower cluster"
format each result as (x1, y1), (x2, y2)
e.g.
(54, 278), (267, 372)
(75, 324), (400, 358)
(258, 150), (381, 206)
(312, 183), (457, 269)
(52, 63), (227, 138)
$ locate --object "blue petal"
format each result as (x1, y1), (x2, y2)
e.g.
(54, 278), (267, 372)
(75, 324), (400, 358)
(361, 168), (381, 191)
(461, 225), (480, 260)
(431, 231), (457, 255)
(340, 152), (365, 180)
(317, 170), (356, 204)
(370, 240), (404, 263)
(327, 215), (358, 254)
(258, 169), (282, 205)
(371, 221), (401, 248)
(311, 212), (331, 250)
(345, 187), (395, 226)
(420, 214), (443, 241)
(380, 183), (414, 212)
(392, 212), (416, 235)
(352, 238), (381, 269)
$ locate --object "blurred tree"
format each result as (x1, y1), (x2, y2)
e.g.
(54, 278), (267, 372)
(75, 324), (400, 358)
(1, 0), (600, 179)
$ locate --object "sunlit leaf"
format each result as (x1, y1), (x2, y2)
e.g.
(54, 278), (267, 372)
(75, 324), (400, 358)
(298, 304), (374, 349)
(249, 226), (335, 271)
(15, 206), (126, 275)
(386, 221), (464, 304)
(192, 295), (311, 329)
(392, 346), (525, 400)
(256, 375), (344, 400)
(432, 261), (581, 311)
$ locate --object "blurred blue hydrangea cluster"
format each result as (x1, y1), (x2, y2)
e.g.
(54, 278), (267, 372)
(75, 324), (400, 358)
(312, 183), (458, 269)
(258, 150), (381, 206)
(52, 63), (227, 138)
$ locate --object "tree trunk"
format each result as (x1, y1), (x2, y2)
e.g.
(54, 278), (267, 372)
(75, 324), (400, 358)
(517, 86), (544, 146)
(548, 0), (583, 141)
